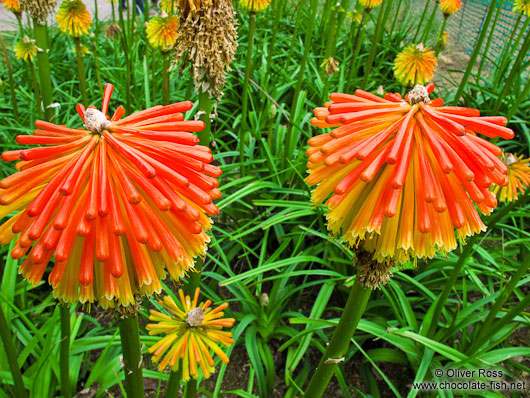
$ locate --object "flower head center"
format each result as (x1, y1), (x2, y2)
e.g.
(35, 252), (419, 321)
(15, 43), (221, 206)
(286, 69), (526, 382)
(185, 307), (204, 327)
(84, 108), (111, 134)
(407, 84), (430, 104)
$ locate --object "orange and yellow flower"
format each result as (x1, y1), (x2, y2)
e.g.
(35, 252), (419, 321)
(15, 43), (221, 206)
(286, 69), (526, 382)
(491, 153), (530, 203)
(239, 0), (270, 12)
(14, 36), (37, 62)
(359, 0), (383, 10)
(147, 288), (235, 381)
(146, 15), (179, 51)
(306, 83), (513, 263)
(439, 0), (462, 16)
(394, 44), (437, 87)
(1, 0), (21, 13)
(0, 83), (222, 307)
(513, 0), (530, 16)
(57, 0), (92, 37)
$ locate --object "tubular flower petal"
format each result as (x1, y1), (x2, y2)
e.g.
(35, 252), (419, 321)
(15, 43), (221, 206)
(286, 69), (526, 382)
(1, 0), (21, 14)
(239, 0), (270, 12)
(513, 0), (530, 15)
(147, 288), (235, 381)
(359, 0), (383, 10)
(0, 83), (223, 307)
(146, 15), (179, 51)
(306, 83), (513, 263)
(491, 153), (530, 203)
(439, 0), (462, 16)
(394, 44), (437, 88)
(56, 0), (92, 37)
(14, 36), (37, 62)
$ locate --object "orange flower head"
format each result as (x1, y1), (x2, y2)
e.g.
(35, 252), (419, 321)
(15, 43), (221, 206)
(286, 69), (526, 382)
(146, 14), (179, 51)
(0, 83), (223, 307)
(239, 0), (271, 12)
(14, 36), (37, 62)
(1, 0), (21, 14)
(394, 44), (437, 87)
(56, 0), (92, 37)
(491, 153), (530, 203)
(439, 0), (462, 16)
(306, 83), (513, 263)
(147, 288), (235, 381)
(359, 0), (383, 10)
(513, 0), (530, 16)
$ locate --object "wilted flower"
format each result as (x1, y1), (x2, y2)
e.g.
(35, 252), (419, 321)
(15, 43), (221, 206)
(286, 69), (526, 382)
(239, 0), (271, 12)
(146, 14), (179, 51)
(0, 83), (222, 307)
(57, 0), (92, 37)
(321, 57), (340, 77)
(439, 0), (462, 16)
(21, 0), (57, 24)
(104, 23), (122, 40)
(491, 153), (530, 203)
(394, 44), (437, 87)
(147, 288), (235, 381)
(14, 36), (37, 62)
(358, 0), (383, 10)
(1, 0), (21, 14)
(306, 83), (513, 263)
(513, 0), (530, 15)
(174, 0), (238, 99)
(177, 0), (212, 13)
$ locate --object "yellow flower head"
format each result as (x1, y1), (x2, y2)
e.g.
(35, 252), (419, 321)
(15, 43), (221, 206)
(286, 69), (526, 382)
(439, 0), (462, 16)
(440, 31), (449, 48)
(1, 0), (21, 14)
(57, 0), (92, 37)
(147, 288), (235, 381)
(394, 43), (437, 87)
(359, 0), (383, 10)
(14, 36), (37, 62)
(239, 0), (271, 12)
(491, 153), (530, 203)
(347, 10), (363, 24)
(513, 0), (530, 15)
(146, 14), (179, 50)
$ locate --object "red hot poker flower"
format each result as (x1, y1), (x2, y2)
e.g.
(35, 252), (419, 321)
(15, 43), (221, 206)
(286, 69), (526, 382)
(0, 83), (222, 307)
(307, 83), (513, 263)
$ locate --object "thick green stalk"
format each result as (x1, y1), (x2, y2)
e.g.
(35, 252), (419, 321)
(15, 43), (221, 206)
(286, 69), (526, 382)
(165, 369), (182, 398)
(0, 305), (26, 398)
(413, 0), (431, 42)
(0, 33), (19, 118)
(475, 0), (504, 82)
(162, 52), (170, 105)
(361, 1), (389, 89)
(453, 0), (497, 103)
(184, 379), (197, 398)
(74, 37), (89, 105)
(111, 1), (116, 24)
(118, 315), (144, 398)
(304, 278), (371, 398)
(197, 90), (212, 145)
(33, 21), (53, 120)
(240, 11), (257, 176)
(285, 0), (319, 164)
(435, 15), (448, 55)
(93, 0), (99, 36)
(420, 2), (437, 44)
(59, 304), (71, 398)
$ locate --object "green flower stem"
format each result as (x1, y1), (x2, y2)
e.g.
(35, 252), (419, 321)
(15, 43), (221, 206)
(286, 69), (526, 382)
(361, 0), (390, 89)
(118, 314), (144, 398)
(162, 52), (170, 105)
(118, 0), (131, 109)
(413, 0), (431, 42)
(165, 369), (182, 398)
(0, 32), (19, 119)
(264, 0), (284, 90)
(389, 0), (404, 34)
(197, 90), (212, 146)
(285, 0), (319, 165)
(33, 21), (54, 121)
(184, 379), (197, 398)
(93, 0), (99, 36)
(474, 0), (504, 82)
(286, 0), (303, 68)
(240, 11), (257, 177)
(319, 0), (334, 49)
(435, 15), (448, 55)
(420, 3), (438, 44)
(59, 304), (72, 398)
(507, 74), (530, 120)
(29, 61), (42, 117)
(74, 37), (89, 105)
(453, 0), (497, 104)
(111, 1), (116, 24)
(303, 278), (371, 398)
(0, 304), (26, 397)
(91, 37), (103, 95)
(346, 10), (366, 88)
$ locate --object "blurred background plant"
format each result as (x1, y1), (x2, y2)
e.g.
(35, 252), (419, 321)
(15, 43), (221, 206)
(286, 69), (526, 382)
(0, 0), (529, 397)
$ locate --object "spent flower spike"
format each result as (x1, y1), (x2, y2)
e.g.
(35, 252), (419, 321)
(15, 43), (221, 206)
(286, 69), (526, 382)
(56, 0), (92, 37)
(491, 153), (530, 203)
(306, 83), (514, 263)
(394, 43), (437, 87)
(0, 83), (222, 307)
(147, 288), (235, 381)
